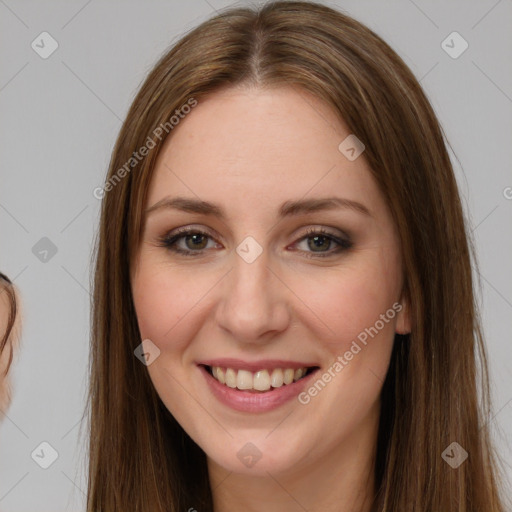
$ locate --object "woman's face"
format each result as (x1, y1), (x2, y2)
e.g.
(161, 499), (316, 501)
(131, 86), (410, 478)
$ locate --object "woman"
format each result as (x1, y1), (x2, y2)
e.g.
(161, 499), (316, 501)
(87, 1), (509, 510)
(0, 272), (20, 415)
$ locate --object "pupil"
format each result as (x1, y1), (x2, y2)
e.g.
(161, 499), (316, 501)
(309, 235), (329, 251)
(186, 233), (207, 250)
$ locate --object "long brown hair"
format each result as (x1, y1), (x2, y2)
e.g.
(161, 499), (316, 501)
(87, 1), (509, 510)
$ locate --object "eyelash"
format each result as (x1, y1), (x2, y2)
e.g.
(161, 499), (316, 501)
(157, 226), (353, 259)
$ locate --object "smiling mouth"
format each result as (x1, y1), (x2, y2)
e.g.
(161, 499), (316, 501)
(202, 364), (319, 392)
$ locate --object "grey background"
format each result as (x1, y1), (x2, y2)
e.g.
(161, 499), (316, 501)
(0, 0), (511, 510)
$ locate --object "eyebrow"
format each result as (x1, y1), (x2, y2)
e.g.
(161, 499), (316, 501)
(145, 195), (371, 220)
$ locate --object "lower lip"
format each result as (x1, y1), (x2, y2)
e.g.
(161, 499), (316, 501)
(198, 365), (319, 413)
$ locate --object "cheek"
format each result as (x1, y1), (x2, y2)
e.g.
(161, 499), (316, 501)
(133, 279), (177, 342)
(132, 263), (205, 351)
(291, 258), (401, 437)
(292, 253), (402, 351)
(132, 264), (205, 422)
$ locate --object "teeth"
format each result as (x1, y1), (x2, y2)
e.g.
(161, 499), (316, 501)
(283, 368), (295, 385)
(216, 367), (226, 384)
(209, 366), (310, 391)
(270, 368), (284, 388)
(253, 370), (270, 391)
(225, 368), (237, 388)
(236, 370), (253, 390)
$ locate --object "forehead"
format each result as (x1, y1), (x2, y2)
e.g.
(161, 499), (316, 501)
(146, 86), (381, 217)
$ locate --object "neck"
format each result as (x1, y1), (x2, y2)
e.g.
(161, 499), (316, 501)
(207, 401), (380, 512)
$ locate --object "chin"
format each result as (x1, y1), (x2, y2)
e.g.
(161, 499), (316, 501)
(199, 429), (311, 477)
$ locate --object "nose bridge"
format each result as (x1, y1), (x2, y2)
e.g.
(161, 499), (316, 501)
(232, 243), (270, 304)
(215, 237), (289, 341)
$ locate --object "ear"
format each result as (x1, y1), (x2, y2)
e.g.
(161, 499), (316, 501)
(395, 291), (411, 335)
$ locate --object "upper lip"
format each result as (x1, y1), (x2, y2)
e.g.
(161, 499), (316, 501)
(198, 358), (320, 372)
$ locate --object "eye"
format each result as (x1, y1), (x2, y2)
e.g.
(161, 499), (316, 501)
(157, 226), (352, 258)
(158, 226), (220, 256)
(290, 227), (353, 258)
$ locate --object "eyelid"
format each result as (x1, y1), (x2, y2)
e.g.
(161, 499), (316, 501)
(297, 224), (350, 240)
(164, 224), (221, 243)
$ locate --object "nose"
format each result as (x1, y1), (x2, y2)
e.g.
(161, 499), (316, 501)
(214, 244), (291, 345)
